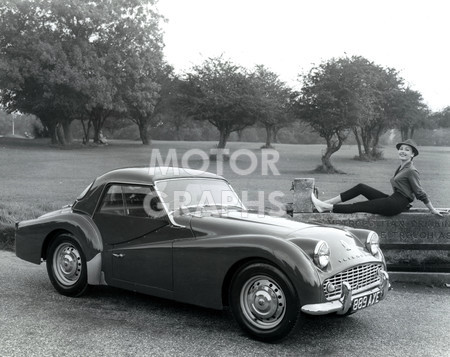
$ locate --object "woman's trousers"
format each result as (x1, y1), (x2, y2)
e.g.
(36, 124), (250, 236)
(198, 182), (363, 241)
(333, 183), (410, 216)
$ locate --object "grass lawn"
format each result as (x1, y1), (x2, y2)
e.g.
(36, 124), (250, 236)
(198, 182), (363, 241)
(1, 137), (449, 227)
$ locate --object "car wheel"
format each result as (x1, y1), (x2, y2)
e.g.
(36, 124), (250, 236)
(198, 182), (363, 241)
(230, 262), (300, 342)
(46, 234), (88, 297)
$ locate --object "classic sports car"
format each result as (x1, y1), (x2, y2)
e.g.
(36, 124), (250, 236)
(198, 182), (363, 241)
(16, 167), (390, 342)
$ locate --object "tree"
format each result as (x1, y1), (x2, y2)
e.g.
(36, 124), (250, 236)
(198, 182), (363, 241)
(106, 4), (165, 145)
(155, 76), (193, 141)
(251, 65), (294, 148)
(0, 0), (164, 145)
(296, 58), (361, 173)
(185, 56), (258, 149)
(350, 61), (404, 160)
(296, 56), (408, 168)
(0, 0), (87, 144)
(388, 88), (429, 140)
(119, 61), (169, 146)
(433, 106), (450, 128)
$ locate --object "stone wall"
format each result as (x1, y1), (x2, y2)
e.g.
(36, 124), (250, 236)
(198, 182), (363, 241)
(291, 209), (450, 272)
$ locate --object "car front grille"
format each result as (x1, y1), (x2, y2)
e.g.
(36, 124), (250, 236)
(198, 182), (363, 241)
(323, 264), (382, 300)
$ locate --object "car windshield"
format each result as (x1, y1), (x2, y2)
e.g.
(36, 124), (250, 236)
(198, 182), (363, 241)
(155, 178), (244, 214)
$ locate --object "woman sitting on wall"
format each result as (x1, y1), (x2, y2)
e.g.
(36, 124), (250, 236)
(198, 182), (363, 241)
(311, 139), (443, 217)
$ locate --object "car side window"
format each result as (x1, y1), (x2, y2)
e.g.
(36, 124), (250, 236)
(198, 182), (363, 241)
(122, 185), (153, 218)
(99, 185), (125, 215)
(99, 184), (164, 219)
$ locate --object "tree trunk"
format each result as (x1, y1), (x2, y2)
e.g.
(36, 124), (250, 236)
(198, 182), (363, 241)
(81, 118), (92, 144)
(320, 146), (343, 173)
(370, 125), (384, 158)
(353, 128), (363, 158)
(273, 127), (280, 143)
(139, 122), (151, 145)
(316, 138), (344, 173)
(361, 130), (371, 159)
(175, 124), (182, 141)
(56, 123), (66, 146)
(92, 114), (103, 144)
(264, 125), (273, 148)
(321, 150), (335, 172)
(217, 130), (229, 149)
(400, 127), (408, 141)
(237, 128), (244, 142)
(47, 122), (58, 145)
(91, 108), (108, 144)
(62, 120), (73, 145)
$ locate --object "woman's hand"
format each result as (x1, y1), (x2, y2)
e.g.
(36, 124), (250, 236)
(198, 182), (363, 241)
(425, 202), (444, 217)
(430, 208), (443, 217)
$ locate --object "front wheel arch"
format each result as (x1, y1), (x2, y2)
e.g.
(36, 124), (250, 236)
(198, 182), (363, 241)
(222, 258), (284, 307)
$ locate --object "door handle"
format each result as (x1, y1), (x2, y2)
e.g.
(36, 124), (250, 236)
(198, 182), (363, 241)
(112, 253), (125, 258)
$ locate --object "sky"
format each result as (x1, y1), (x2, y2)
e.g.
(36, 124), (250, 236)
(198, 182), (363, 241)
(157, 0), (449, 112)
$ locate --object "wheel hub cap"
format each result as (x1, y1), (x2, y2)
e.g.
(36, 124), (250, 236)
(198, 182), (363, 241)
(61, 252), (77, 276)
(53, 243), (82, 286)
(250, 286), (278, 318)
(241, 276), (286, 329)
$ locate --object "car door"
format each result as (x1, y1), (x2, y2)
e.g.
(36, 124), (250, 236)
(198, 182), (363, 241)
(93, 184), (193, 293)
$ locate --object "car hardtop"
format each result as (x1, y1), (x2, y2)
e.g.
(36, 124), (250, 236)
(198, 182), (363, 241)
(94, 166), (225, 187)
(72, 166), (226, 215)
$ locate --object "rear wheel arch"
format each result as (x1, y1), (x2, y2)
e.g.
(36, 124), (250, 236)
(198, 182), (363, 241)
(42, 229), (74, 261)
(41, 220), (102, 262)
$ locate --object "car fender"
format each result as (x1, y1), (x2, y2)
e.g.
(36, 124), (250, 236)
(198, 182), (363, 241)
(172, 234), (322, 310)
(16, 211), (104, 284)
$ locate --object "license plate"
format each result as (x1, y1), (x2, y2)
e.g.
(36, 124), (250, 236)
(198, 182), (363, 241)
(351, 291), (380, 312)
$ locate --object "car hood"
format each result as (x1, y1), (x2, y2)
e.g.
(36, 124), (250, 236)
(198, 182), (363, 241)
(185, 210), (317, 238)
(185, 210), (375, 269)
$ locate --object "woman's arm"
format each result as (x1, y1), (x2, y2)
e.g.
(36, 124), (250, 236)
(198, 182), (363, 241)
(408, 169), (442, 216)
(425, 201), (443, 216)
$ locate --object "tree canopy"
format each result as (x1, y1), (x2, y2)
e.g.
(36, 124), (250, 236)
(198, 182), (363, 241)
(251, 65), (295, 148)
(296, 57), (359, 172)
(295, 56), (426, 172)
(1, 3), (442, 154)
(0, 0), (164, 145)
(388, 87), (429, 140)
(185, 56), (258, 149)
(435, 107), (450, 128)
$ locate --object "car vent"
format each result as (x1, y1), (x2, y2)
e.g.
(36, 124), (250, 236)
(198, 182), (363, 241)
(323, 264), (382, 300)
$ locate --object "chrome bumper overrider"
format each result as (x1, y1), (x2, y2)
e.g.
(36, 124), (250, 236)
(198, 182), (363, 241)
(301, 270), (390, 315)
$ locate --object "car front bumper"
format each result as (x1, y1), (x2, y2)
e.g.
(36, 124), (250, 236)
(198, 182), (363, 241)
(301, 270), (390, 315)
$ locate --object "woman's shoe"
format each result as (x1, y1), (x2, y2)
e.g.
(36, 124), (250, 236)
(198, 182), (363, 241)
(311, 192), (331, 213)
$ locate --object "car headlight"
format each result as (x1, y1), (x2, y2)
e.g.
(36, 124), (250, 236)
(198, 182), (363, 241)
(314, 240), (330, 269)
(366, 231), (380, 255)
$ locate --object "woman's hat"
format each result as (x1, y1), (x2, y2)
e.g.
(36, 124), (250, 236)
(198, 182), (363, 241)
(396, 139), (419, 157)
